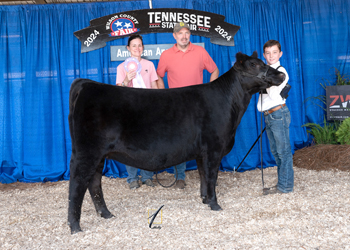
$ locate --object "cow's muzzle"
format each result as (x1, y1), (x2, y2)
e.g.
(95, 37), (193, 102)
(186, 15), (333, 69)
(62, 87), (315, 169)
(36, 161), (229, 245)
(233, 65), (270, 85)
(256, 67), (269, 80)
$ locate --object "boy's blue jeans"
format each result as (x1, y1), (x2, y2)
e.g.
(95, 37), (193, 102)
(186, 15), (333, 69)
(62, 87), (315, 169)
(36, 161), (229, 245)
(125, 165), (154, 183)
(264, 105), (294, 193)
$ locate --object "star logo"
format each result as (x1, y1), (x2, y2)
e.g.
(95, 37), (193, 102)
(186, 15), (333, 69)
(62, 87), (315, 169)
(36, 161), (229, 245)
(114, 20), (123, 27)
(124, 22), (132, 29)
(109, 17), (139, 37)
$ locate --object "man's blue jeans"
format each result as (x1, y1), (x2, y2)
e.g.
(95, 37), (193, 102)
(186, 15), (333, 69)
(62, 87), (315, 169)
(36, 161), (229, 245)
(173, 162), (186, 180)
(125, 165), (154, 183)
(264, 105), (294, 193)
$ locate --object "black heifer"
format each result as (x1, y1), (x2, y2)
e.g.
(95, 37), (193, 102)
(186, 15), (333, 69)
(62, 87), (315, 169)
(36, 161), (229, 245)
(68, 52), (285, 233)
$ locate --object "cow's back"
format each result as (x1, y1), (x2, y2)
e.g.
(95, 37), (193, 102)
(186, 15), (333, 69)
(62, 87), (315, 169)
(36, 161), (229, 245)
(68, 78), (233, 169)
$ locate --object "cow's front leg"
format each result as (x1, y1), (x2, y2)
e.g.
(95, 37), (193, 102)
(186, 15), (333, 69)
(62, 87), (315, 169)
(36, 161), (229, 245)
(206, 165), (222, 211)
(205, 155), (222, 211)
(197, 156), (222, 211)
(88, 159), (114, 219)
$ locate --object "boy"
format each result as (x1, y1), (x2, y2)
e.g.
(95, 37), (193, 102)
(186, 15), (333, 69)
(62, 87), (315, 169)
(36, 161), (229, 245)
(258, 40), (294, 195)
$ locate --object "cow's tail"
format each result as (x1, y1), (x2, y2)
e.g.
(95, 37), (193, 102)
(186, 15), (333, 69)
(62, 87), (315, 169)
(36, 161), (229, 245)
(68, 78), (85, 146)
(69, 78), (85, 111)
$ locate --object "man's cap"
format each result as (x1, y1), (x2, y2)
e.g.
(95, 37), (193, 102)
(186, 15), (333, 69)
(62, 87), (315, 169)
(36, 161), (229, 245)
(173, 22), (190, 33)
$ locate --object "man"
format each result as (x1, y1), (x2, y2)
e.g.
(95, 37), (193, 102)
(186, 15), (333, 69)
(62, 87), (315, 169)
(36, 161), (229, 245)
(156, 22), (219, 189)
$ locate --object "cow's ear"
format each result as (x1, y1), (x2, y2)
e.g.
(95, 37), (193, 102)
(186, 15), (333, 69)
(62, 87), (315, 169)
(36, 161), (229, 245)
(251, 51), (258, 58)
(236, 52), (244, 62)
(235, 52), (247, 69)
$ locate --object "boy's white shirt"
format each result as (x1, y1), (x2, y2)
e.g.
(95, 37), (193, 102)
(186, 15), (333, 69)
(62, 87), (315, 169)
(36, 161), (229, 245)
(257, 61), (289, 112)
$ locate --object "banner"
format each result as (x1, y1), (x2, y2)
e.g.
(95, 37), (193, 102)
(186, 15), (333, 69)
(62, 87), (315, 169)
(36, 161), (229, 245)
(110, 43), (204, 61)
(74, 8), (240, 53)
(326, 86), (350, 120)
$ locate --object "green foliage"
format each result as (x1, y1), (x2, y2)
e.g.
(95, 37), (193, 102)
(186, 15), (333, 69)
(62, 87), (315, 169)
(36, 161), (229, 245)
(303, 68), (350, 112)
(303, 81), (327, 112)
(335, 117), (350, 145)
(302, 117), (340, 144)
(335, 70), (350, 85)
(303, 68), (350, 145)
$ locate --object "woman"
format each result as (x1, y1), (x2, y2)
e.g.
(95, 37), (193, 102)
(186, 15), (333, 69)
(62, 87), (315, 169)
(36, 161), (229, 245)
(116, 34), (158, 189)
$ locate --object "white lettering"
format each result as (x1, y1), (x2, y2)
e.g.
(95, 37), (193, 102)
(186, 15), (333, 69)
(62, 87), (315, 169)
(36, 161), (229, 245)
(190, 14), (197, 24)
(177, 13), (183, 22)
(106, 14), (119, 30)
(204, 16), (211, 28)
(183, 13), (190, 23)
(142, 49), (153, 57)
(156, 47), (166, 55)
(162, 12), (169, 22)
(162, 22), (176, 29)
(118, 14), (139, 24)
(155, 12), (161, 23)
(170, 12), (176, 22)
(148, 12), (154, 23)
(147, 11), (211, 28)
(190, 24), (197, 31)
(117, 49), (130, 57)
(197, 15), (204, 26)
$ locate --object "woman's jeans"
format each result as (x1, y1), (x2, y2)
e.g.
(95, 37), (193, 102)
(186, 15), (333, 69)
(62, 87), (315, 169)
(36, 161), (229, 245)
(125, 165), (154, 183)
(264, 105), (294, 193)
(172, 162), (186, 180)
(126, 163), (186, 183)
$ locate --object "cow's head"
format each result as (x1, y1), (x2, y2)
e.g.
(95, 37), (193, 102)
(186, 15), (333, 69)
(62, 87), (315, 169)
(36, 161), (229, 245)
(233, 51), (285, 94)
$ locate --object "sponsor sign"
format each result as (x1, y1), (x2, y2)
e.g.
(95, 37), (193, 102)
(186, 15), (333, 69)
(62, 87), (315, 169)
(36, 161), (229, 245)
(111, 43), (204, 61)
(326, 86), (350, 120)
(74, 8), (240, 53)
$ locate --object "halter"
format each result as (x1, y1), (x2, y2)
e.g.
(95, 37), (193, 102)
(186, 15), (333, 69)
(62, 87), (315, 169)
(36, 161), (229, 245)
(233, 64), (269, 81)
(233, 63), (269, 191)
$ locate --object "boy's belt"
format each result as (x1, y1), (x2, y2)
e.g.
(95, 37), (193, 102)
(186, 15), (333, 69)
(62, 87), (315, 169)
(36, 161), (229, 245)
(263, 104), (286, 115)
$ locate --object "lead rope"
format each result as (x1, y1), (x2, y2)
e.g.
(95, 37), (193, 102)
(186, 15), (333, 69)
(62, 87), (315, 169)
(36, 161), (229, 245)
(260, 91), (266, 190)
(155, 166), (178, 188)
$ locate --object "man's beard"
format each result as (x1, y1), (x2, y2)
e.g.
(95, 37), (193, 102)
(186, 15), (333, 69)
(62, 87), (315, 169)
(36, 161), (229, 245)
(178, 39), (189, 49)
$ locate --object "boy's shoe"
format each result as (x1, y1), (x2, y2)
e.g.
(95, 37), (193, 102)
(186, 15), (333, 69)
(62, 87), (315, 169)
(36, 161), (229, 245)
(129, 180), (140, 190)
(265, 185), (277, 191)
(174, 180), (186, 189)
(142, 179), (155, 187)
(263, 188), (283, 195)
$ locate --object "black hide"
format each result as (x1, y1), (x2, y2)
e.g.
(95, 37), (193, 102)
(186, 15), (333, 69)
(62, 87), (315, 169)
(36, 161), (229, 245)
(67, 52), (285, 233)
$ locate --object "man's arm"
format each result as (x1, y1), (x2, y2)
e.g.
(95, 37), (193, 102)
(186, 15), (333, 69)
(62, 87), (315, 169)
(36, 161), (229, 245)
(156, 74), (165, 89)
(210, 67), (219, 82)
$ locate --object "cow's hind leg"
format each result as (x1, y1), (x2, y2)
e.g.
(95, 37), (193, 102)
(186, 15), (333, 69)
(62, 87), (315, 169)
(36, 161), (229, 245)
(88, 159), (114, 219)
(68, 158), (89, 234)
(68, 155), (104, 234)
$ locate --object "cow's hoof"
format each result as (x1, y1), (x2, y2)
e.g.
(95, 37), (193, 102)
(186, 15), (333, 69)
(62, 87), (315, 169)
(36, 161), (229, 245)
(202, 196), (209, 204)
(102, 212), (114, 219)
(99, 209), (114, 219)
(68, 220), (83, 235)
(70, 226), (82, 234)
(210, 203), (222, 211)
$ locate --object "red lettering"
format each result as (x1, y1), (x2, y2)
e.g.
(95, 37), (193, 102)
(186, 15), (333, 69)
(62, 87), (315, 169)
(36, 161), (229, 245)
(329, 95), (339, 107)
(330, 95), (350, 106)
(110, 28), (137, 37)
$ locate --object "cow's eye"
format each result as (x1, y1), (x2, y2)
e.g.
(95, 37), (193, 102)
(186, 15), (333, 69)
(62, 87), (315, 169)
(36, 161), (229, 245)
(250, 63), (256, 67)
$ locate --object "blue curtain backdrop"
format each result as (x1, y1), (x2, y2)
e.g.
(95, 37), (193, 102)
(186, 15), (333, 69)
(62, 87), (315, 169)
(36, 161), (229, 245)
(1, 0), (349, 183)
